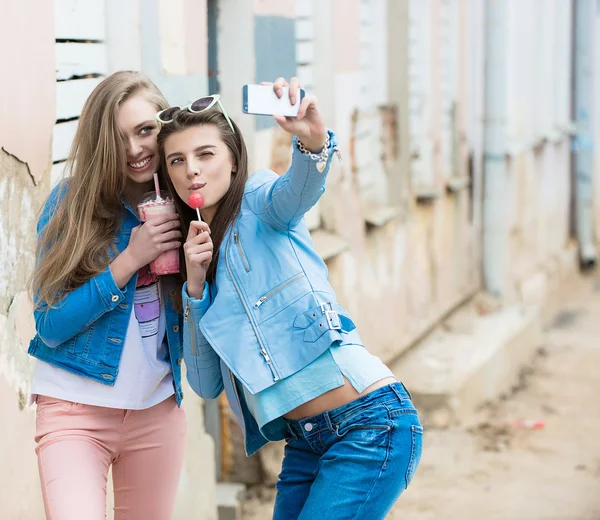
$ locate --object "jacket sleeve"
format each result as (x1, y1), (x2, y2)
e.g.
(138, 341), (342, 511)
(182, 282), (224, 399)
(247, 130), (338, 231)
(33, 182), (127, 348)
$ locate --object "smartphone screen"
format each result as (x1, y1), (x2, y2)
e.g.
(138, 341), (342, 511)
(242, 84), (305, 117)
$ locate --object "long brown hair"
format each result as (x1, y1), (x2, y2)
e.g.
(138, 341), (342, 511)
(31, 71), (169, 307)
(157, 109), (249, 284)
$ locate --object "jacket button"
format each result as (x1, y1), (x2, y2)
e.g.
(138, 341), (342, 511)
(173, 325), (179, 333)
(170, 289), (176, 297)
(111, 294), (119, 302)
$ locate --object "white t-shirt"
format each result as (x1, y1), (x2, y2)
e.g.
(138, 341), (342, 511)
(30, 266), (174, 410)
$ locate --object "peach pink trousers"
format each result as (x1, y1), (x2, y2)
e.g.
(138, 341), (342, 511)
(34, 395), (186, 520)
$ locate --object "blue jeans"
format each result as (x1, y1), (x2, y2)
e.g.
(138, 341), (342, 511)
(272, 382), (423, 520)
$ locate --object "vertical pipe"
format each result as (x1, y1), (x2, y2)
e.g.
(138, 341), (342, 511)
(482, 0), (508, 296)
(207, 0), (219, 94)
(386, 0), (410, 203)
(573, 0), (597, 266)
(205, 0), (222, 479)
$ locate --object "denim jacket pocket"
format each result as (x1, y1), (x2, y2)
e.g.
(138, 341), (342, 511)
(57, 322), (96, 358)
(55, 336), (76, 355)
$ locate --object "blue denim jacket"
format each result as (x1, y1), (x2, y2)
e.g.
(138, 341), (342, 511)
(28, 182), (184, 405)
(182, 132), (364, 453)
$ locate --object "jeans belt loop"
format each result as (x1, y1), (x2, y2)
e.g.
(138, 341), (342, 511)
(286, 421), (298, 440)
(400, 381), (413, 400)
(389, 382), (406, 405)
(323, 410), (337, 434)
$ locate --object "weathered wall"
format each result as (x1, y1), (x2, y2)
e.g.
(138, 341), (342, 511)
(213, 0), (483, 482)
(0, 1), (218, 518)
(212, 0), (584, 484)
(0, 1), (55, 517)
(243, 0), (481, 365)
(502, 0), (575, 304)
(592, 1), (600, 245)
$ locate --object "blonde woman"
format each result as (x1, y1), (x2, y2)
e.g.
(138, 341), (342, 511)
(29, 71), (186, 520)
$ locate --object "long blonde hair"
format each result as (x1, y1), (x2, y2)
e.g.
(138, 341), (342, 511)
(31, 71), (169, 308)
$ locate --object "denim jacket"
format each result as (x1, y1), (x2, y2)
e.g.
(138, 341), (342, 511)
(182, 132), (364, 453)
(28, 182), (184, 405)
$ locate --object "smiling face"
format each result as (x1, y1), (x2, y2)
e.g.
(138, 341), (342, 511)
(163, 124), (236, 223)
(116, 92), (161, 186)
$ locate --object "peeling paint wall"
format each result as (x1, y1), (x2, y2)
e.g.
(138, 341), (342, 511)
(502, 0), (575, 302)
(1, 1), (217, 518)
(0, 1), (55, 184)
(212, 0), (482, 484)
(0, 2), (55, 516)
(216, 0), (583, 484)
(231, 0), (575, 367)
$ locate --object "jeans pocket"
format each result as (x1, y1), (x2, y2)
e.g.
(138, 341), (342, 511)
(336, 420), (391, 436)
(334, 408), (393, 457)
(405, 424), (423, 488)
(35, 397), (75, 433)
(335, 405), (392, 438)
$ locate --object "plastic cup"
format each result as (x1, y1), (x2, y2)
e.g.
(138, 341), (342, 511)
(137, 191), (180, 275)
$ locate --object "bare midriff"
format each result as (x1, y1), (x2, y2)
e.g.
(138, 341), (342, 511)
(283, 376), (397, 421)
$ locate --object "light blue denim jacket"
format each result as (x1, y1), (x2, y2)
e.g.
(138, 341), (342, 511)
(182, 131), (364, 454)
(28, 182), (185, 405)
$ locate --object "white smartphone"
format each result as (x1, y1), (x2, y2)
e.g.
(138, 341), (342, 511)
(242, 84), (306, 117)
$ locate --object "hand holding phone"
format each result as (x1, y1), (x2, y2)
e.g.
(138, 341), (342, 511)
(244, 78), (327, 152)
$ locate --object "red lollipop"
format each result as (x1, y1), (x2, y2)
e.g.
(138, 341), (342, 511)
(188, 193), (204, 220)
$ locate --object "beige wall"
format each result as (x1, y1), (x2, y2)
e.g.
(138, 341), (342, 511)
(0, 294), (44, 517)
(319, 166), (478, 365)
(0, 1), (218, 518)
(253, 0), (296, 17)
(0, 1), (55, 184)
(0, 3), (55, 516)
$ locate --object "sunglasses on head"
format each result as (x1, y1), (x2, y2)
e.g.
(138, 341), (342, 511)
(155, 94), (235, 133)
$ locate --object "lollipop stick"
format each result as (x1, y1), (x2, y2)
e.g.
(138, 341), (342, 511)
(196, 208), (202, 221)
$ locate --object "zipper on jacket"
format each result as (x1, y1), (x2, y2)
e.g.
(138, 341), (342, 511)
(225, 235), (280, 382)
(233, 232), (251, 272)
(259, 348), (277, 379)
(184, 301), (198, 356)
(253, 273), (305, 308)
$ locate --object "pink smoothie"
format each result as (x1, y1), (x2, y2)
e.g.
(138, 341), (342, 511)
(137, 194), (180, 275)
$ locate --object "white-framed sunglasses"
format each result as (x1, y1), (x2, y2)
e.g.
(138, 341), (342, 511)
(155, 94), (235, 133)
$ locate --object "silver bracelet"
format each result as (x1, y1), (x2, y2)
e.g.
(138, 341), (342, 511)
(297, 134), (340, 172)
